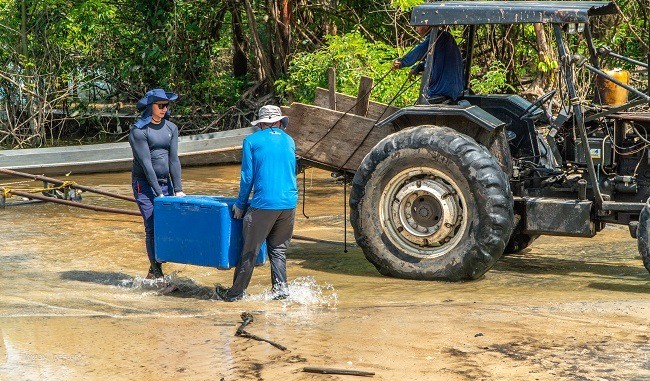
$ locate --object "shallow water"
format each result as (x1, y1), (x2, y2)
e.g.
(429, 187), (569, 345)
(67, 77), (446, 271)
(1, 165), (649, 380)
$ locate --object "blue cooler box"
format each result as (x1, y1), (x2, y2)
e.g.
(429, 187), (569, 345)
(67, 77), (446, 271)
(154, 196), (267, 269)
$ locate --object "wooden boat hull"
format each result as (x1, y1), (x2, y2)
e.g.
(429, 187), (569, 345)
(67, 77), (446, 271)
(0, 128), (252, 177)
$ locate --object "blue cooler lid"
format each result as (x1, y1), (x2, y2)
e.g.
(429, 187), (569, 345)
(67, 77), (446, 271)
(154, 195), (231, 207)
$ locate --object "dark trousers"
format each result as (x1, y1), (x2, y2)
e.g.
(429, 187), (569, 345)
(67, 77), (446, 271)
(132, 178), (170, 266)
(226, 208), (296, 299)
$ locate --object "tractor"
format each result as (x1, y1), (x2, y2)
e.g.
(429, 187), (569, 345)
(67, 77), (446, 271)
(282, 1), (650, 281)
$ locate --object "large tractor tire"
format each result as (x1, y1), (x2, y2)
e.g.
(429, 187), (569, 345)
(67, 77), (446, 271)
(504, 233), (539, 255)
(637, 199), (650, 273)
(350, 126), (514, 281)
(503, 215), (539, 255)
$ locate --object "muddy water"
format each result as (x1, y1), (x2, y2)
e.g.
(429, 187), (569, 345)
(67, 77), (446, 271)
(1, 165), (649, 380)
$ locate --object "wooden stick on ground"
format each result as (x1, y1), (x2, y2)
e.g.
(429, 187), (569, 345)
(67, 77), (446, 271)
(234, 312), (287, 351)
(237, 330), (287, 351)
(303, 367), (375, 377)
(236, 312), (254, 335)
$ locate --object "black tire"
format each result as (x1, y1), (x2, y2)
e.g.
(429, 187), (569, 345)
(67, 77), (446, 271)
(502, 214), (539, 255)
(637, 199), (650, 273)
(503, 233), (539, 255)
(350, 125), (514, 281)
(487, 128), (513, 177)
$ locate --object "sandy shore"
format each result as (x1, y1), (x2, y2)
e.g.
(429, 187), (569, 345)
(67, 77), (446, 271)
(1, 166), (648, 380)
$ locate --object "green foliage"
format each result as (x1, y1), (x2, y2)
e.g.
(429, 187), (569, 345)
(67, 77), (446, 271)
(537, 56), (558, 73)
(390, 0), (424, 12)
(470, 61), (515, 94)
(278, 32), (419, 107)
(189, 71), (248, 113)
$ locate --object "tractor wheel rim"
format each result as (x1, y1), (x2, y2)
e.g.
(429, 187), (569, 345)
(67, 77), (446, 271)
(380, 167), (467, 258)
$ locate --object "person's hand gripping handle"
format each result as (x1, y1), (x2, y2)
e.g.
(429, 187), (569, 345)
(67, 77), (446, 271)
(232, 204), (244, 219)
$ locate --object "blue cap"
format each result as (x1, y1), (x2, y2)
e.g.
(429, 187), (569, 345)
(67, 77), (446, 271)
(133, 89), (178, 129)
(136, 88), (178, 112)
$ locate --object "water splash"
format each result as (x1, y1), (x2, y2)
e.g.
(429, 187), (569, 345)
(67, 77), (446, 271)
(119, 272), (215, 299)
(116, 273), (338, 304)
(120, 273), (174, 290)
(245, 276), (338, 307)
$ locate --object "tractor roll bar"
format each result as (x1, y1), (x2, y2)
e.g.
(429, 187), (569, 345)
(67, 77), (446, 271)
(570, 55), (650, 102)
(553, 24), (604, 206)
(597, 46), (649, 69)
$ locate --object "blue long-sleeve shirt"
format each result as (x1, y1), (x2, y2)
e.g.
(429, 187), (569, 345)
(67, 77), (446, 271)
(129, 120), (182, 196)
(235, 127), (298, 210)
(399, 30), (465, 100)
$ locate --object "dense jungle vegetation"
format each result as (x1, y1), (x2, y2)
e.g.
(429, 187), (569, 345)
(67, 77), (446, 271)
(0, 0), (647, 148)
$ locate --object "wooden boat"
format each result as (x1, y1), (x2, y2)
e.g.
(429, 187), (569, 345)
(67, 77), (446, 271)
(0, 127), (254, 177)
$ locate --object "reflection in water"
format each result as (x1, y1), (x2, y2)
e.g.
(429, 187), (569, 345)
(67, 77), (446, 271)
(1, 165), (649, 380)
(61, 270), (133, 285)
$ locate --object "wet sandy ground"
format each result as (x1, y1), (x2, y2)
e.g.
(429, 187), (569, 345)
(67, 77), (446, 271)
(0, 166), (649, 380)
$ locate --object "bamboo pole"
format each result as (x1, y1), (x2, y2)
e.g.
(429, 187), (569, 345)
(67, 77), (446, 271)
(5, 189), (140, 216)
(0, 168), (136, 202)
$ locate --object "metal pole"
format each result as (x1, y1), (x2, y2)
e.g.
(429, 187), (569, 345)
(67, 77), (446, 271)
(582, 63), (650, 101)
(464, 25), (476, 92)
(597, 46), (649, 69)
(583, 23), (603, 105)
(607, 52), (648, 68)
(584, 24), (600, 69)
(343, 172), (348, 253)
(418, 28), (439, 105)
(584, 99), (646, 123)
(553, 24), (603, 206)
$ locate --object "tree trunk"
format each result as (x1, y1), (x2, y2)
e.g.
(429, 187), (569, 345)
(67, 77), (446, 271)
(243, 0), (274, 85)
(21, 0), (40, 145)
(528, 23), (557, 97)
(266, 0), (291, 77)
(279, 0), (291, 71)
(229, 0), (248, 78)
(323, 0), (338, 36)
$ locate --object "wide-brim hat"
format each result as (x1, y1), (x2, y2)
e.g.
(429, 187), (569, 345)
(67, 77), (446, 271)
(251, 105), (288, 127)
(136, 88), (179, 112)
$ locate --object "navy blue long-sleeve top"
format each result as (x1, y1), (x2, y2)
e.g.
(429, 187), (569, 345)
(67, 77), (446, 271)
(128, 120), (183, 196)
(399, 30), (465, 100)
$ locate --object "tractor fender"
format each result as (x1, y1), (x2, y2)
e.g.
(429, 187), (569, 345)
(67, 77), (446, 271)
(377, 104), (505, 134)
(377, 104), (512, 174)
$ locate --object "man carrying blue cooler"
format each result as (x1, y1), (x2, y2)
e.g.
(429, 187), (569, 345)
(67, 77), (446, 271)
(215, 105), (298, 302)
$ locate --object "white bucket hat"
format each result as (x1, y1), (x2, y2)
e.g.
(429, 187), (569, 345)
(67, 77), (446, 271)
(251, 105), (288, 128)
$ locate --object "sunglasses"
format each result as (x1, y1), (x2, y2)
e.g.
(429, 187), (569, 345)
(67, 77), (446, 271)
(155, 103), (170, 110)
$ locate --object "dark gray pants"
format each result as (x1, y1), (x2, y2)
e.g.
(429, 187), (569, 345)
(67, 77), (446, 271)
(226, 208), (295, 299)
